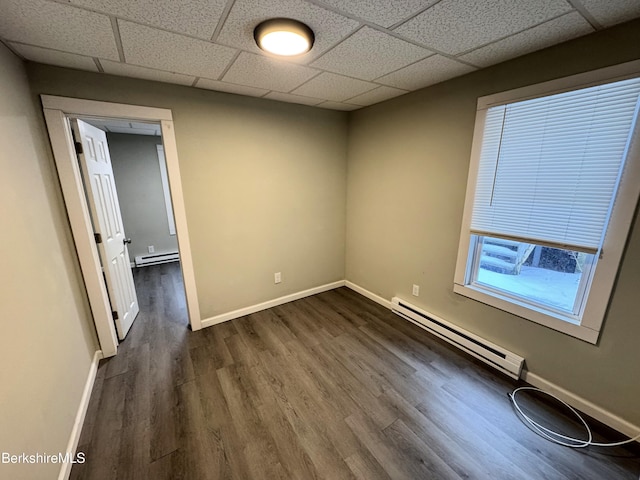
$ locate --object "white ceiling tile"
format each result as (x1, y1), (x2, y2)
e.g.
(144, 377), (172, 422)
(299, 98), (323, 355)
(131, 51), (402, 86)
(264, 92), (325, 106)
(70, 0), (227, 39)
(216, 0), (360, 62)
(129, 122), (159, 131)
(222, 52), (319, 92)
(10, 43), (99, 72)
(195, 78), (269, 98)
(345, 85), (408, 106)
(90, 119), (161, 135)
(317, 0), (438, 28)
(577, 0), (640, 27)
(119, 21), (236, 79)
(291, 72), (377, 101)
(0, 0), (119, 60)
(310, 26), (432, 80)
(376, 55), (476, 90)
(394, 0), (572, 55)
(132, 128), (160, 136)
(101, 60), (195, 86)
(460, 12), (593, 67)
(4, 0), (635, 112)
(88, 119), (133, 130)
(317, 101), (360, 111)
(109, 126), (158, 135)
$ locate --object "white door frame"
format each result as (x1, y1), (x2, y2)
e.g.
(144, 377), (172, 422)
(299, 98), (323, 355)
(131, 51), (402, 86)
(42, 95), (202, 357)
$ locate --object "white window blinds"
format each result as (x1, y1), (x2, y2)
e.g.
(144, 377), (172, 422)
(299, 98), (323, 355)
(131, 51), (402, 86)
(470, 77), (640, 252)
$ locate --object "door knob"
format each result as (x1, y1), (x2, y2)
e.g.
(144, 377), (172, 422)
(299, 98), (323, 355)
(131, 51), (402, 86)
(123, 238), (132, 245)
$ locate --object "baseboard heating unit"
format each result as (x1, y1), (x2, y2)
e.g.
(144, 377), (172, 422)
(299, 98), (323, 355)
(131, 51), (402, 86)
(134, 252), (180, 267)
(391, 297), (524, 379)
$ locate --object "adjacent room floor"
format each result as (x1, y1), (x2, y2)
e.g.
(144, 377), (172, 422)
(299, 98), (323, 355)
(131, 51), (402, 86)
(70, 263), (640, 479)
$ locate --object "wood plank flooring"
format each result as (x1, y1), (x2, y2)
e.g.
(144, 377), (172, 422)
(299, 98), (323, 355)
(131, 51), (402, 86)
(71, 263), (639, 479)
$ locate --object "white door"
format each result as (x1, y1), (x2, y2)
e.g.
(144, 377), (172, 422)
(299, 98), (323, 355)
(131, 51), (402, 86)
(72, 119), (139, 340)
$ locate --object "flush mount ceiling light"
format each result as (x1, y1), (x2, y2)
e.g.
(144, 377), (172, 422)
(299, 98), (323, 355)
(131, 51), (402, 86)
(254, 18), (314, 57)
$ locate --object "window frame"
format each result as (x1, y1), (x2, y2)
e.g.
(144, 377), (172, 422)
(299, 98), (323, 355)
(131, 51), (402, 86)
(468, 235), (597, 318)
(454, 60), (640, 344)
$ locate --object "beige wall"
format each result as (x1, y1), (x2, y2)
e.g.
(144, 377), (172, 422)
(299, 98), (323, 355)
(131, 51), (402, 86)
(108, 132), (179, 260)
(346, 19), (640, 425)
(0, 45), (98, 479)
(27, 66), (348, 318)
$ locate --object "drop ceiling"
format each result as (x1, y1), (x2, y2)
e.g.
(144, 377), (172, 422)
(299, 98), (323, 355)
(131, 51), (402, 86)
(1, 0), (638, 110)
(83, 118), (161, 136)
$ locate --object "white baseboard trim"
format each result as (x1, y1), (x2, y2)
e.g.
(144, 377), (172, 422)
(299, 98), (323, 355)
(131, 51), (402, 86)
(58, 350), (103, 480)
(343, 282), (640, 443)
(200, 280), (346, 328)
(521, 370), (640, 443)
(345, 281), (393, 309)
(200, 279), (640, 443)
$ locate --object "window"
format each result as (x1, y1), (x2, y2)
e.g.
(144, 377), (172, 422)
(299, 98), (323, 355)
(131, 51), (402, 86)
(454, 62), (640, 343)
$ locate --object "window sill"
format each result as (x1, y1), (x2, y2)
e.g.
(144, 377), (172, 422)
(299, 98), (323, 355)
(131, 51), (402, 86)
(453, 283), (600, 344)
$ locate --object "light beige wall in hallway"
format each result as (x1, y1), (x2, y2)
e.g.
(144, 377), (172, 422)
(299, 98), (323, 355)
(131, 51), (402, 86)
(346, 19), (640, 426)
(108, 132), (179, 261)
(0, 44), (98, 479)
(27, 66), (348, 319)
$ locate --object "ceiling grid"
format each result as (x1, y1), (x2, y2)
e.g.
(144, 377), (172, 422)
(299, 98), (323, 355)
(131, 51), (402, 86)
(0, 0), (638, 110)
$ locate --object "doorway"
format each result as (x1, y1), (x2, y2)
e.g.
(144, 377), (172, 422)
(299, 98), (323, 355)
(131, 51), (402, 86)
(42, 96), (201, 357)
(76, 116), (192, 341)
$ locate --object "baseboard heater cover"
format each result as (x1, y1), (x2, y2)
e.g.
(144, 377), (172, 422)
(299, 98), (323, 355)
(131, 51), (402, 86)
(391, 297), (524, 379)
(134, 252), (180, 267)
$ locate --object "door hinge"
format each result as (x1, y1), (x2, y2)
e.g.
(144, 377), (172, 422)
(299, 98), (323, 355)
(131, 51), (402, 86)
(94, 233), (102, 244)
(112, 311), (118, 320)
(75, 141), (83, 155)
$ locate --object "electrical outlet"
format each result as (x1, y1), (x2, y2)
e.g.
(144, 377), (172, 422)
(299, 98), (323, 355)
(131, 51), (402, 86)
(148, 245), (155, 254)
(412, 284), (420, 296)
(274, 272), (282, 284)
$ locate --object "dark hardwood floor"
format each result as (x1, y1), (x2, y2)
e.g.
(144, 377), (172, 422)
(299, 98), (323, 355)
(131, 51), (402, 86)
(71, 263), (639, 479)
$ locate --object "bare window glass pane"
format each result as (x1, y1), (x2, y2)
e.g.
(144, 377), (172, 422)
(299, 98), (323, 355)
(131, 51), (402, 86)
(471, 236), (594, 314)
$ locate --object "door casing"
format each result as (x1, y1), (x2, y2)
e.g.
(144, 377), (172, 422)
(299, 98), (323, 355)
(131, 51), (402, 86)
(42, 95), (201, 357)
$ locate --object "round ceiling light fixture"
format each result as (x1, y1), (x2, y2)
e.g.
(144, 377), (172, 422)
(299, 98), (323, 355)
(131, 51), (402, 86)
(254, 18), (315, 57)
